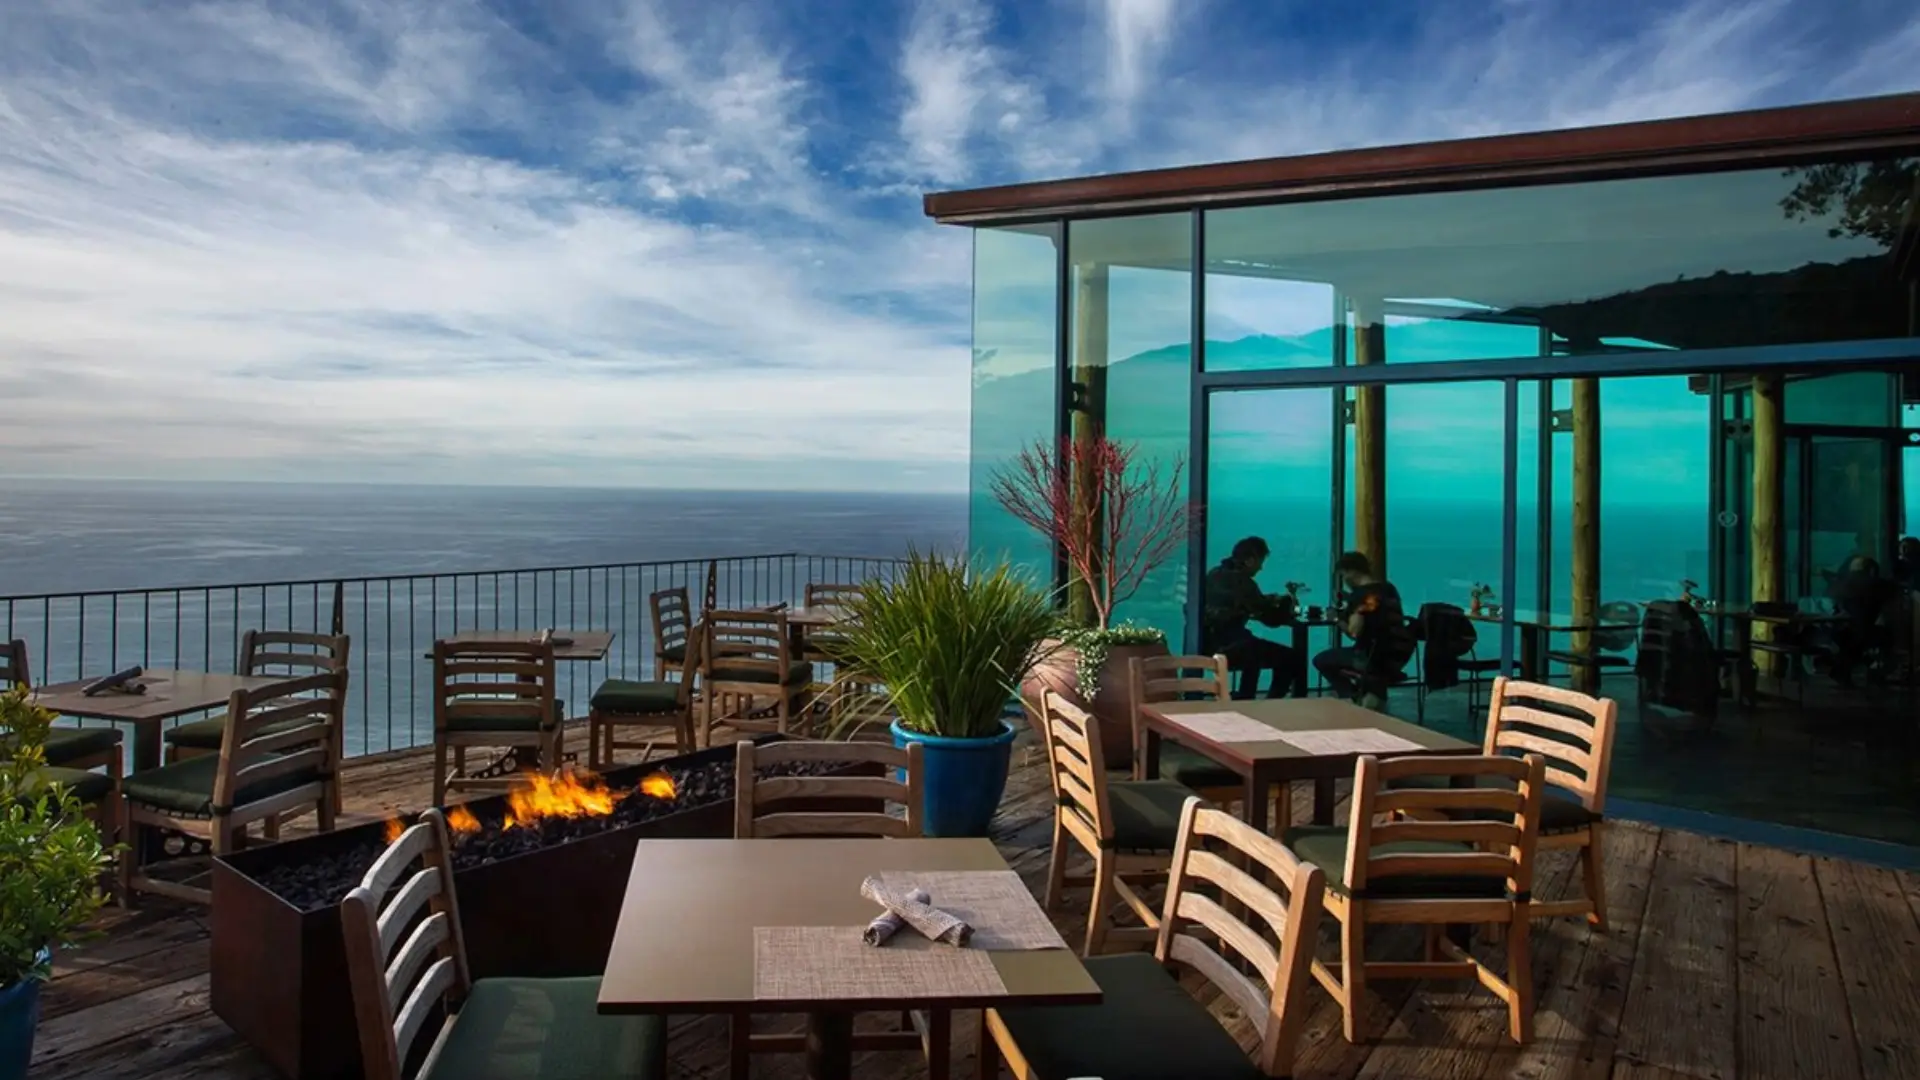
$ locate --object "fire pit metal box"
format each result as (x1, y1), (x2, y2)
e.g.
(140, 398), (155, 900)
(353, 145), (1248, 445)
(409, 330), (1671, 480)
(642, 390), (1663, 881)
(210, 735), (870, 1080)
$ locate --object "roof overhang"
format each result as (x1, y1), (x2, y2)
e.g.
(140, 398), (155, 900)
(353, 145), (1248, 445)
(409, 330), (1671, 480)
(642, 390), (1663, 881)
(922, 93), (1920, 226)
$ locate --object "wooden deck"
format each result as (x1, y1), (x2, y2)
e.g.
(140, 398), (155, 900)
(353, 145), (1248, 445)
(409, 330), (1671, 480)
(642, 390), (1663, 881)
(29, 727), (1920, 1080)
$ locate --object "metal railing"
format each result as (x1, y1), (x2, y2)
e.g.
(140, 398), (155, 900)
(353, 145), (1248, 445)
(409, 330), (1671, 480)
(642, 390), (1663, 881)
(1, 553), (903, 759)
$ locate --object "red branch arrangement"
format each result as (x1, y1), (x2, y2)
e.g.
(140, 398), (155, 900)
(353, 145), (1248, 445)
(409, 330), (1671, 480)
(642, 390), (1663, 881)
(988, 435), (1197, 630)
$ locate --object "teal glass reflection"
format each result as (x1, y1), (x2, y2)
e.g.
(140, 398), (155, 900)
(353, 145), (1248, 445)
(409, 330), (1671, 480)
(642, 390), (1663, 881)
(1066, 213), (1193, 640)
(969, 224), (1059, 586)
(1207, 387), (1335, 625)
(1200, 156), (1920, 370)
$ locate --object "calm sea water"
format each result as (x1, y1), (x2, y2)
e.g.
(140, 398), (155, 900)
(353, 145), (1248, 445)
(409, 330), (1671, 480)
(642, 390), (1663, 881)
(0, 479), (968, 755)
(0, 479), (969, 596)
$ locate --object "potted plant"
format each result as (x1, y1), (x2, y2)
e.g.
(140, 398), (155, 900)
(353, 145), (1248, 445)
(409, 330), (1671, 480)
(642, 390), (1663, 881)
(0, 689), (114, 1080)
(823, 551), (1059, 837)
(988, 434), (1196, 769)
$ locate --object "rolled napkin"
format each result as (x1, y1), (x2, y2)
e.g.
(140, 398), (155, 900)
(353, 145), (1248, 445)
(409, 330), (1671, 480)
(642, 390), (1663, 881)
(81, 666), (145, 697)
(863, 886), (931, 946)
(860, 875), (973, 947)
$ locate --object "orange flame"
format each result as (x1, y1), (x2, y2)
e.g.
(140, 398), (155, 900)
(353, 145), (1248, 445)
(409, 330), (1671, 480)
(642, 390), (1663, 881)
(445, 804), (481, 835)
(499, 768), (623, 831)
(638, 771), (676, 800)
(382, 817), (406, 845)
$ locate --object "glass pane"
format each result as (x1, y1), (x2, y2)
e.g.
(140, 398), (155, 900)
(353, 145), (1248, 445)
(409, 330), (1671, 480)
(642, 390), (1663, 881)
(1198, 155), (1920, 370)
(968, 224), (1059, 584)
(1787, 371), (1898, 426)
(1907, 401), (1919, 539)
(1066, 214), (1193, 639)
(1206, 388), (1335, 690)
(1806, 437), (1888, 577)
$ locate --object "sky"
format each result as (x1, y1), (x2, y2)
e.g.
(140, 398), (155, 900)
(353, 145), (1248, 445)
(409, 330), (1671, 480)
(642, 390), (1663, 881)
(1, 0), (1917, 493)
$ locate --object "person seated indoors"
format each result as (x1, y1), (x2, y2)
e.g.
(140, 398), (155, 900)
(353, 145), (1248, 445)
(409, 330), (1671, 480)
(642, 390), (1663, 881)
(1313, 550), (1415, 708)
(1202, 536), (1306, 700)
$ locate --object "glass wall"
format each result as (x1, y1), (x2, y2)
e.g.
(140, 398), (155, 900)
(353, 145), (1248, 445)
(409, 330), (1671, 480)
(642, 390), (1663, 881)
(968, 224), (1059, 585)
(1198, 155), (1919, 369)
(1063, 213), (1193, 638)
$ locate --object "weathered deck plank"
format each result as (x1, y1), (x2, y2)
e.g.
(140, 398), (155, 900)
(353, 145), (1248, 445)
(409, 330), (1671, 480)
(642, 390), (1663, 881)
(1818, 855), (1920, 1080)
(1736, 844), (1862, 1080)
(28, 730), (1920, 1080)
(1613, 829), (1739, 1080)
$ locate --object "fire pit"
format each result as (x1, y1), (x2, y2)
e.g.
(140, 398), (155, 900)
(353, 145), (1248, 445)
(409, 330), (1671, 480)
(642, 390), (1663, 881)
(211, 736), (871, 1080)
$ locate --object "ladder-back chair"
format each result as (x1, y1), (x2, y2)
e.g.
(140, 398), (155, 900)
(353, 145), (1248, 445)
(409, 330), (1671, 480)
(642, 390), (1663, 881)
(981, 796), (1326, 1080)
(1041, 690), (1197, 956)
(341, 809), (666, 1080)
(431, 639), (559, 808)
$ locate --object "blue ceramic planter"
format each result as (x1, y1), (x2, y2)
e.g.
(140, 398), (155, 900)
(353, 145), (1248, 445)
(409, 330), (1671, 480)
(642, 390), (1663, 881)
(0, 951), (48, 1080)
(891, 720), (1017, 838)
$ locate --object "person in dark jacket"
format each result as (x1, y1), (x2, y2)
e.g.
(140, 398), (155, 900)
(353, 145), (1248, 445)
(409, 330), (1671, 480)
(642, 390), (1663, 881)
(1313, 550), (1415, 704)
(1202, 537), (1305, 699)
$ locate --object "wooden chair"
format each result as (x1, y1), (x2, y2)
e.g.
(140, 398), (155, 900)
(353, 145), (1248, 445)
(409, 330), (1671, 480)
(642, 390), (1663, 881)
(729, 738), (943, 1080)
(166, 631), (351, 766)
(733, 737), (922, 838)
(649, 586), (693, 680)
(1127, 654), (1243, 805)
(341, 809), (666, 1080)
(586, 630), (702, 769)
(1040, 690), (1198, 956)
(120, 671), (343, 905)
(1471, 678), (1617, 925)
(1388, 678), (1618, 925)
(701, 609), (812, 745)
(979, 796), (1326, 1080)
(1, 638), (125, 771)
(1285, 752), (1546, 1044)
(431, 639), (560, 808)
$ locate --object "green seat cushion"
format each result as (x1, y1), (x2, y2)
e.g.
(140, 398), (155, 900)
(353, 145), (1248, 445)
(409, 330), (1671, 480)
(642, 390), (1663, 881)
(444, 700), (566, 734)
(1284, 824), (1508, 900)
(5, 725), (124, 767)
(1385, 775), (1599, 834)
(122, 753), (322, 816)
(15, 766), (112, 806)
(1105, 779), (1197, 851)
(1158, 745), (1240, 792)
(990, 952), (1263, 1080)
(710, 661), (813, 687)
(589, 679), (680, 715)
(422, 976), (665, 1080)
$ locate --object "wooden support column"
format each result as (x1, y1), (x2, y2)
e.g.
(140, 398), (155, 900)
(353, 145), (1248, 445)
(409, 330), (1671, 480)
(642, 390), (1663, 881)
(1569, 378), (1600, 693)
(1351, 301), (1387, 577)
(1750, 372), (1785, 675)
(1068, 262), (1110, 627)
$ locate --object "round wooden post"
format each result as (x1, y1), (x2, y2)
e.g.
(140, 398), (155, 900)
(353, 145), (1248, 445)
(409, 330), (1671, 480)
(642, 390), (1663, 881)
(1351, 300), (1387, 578)
(1068, 262), (1110, 626)
(1570, 378), (1600, 693)
(1750, 373), (1786, 676)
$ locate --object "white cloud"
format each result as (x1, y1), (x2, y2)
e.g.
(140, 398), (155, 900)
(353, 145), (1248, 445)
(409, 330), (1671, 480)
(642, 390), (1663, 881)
(1093, 0), (1183, 115)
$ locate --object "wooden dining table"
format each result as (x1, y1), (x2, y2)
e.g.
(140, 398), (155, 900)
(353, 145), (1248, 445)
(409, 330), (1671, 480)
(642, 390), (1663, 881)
(424, 628), (614, 662)
(1139, 697), (1477, 832)
(32, 669), (293, 771)
(598, 837), (1099, 1080)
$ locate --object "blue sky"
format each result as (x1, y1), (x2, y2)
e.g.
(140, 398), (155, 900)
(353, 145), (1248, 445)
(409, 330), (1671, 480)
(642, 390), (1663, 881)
(0, 0), (1915, 492)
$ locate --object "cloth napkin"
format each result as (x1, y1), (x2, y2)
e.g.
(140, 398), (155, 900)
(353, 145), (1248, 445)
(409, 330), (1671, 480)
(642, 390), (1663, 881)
(82, 666), (146, 697)
(860, 876), (972, 947)
(862, 886), (931, 946)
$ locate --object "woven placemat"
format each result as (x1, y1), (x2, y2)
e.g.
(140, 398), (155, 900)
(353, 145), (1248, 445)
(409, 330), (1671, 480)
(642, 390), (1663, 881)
(1279, 727), (1424, 756)
(753, 926), (1006, 1002)
(1168, 710), (1280, 743)
(874, 870), (1068, 951)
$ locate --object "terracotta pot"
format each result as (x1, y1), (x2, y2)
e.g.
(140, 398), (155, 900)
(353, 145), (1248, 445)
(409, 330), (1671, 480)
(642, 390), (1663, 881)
(1020, 639), (1170, 771)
